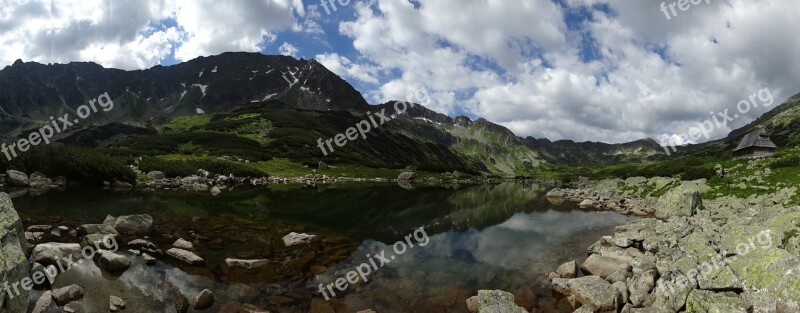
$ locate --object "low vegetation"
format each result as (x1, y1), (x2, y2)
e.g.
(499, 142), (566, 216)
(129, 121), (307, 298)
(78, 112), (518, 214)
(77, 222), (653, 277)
(0, 145), (135, 185)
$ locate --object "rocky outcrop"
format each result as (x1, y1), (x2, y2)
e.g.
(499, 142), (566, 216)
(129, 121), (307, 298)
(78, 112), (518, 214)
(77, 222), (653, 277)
(550, 181), (800, 312)
(0, 193), (29, 313)
(653, 180), (709, 219)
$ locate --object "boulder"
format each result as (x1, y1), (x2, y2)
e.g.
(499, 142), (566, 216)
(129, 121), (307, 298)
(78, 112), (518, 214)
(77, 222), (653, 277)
(0, 195), (31, 312)
(654, 180), (709, 219)
(31, 291), (52, 313)
(397, 172), (416, 181)
(685, 290), (747, 312)
(96, 251), (131, 272)
(224, 258), (272, 272)
(147, 171), (165, 179)
(193, 289), (215, 310)
(110, 295), (126, 312)
(556, 260), (578, 278)
(551, 276), (621, 311)
(173, 238), (193, 250)
(174, 289), (189, 313)
(580, 254), (631, 279)
(52, 284), (85, 305)
(282, 232), (317, 247)
(6, 170), (29, 186)
(166, 248), (204, 265)
(114, 214), (154, 236)
(28, 172), (53, 189)
(546, 189), (565, 198)
(318, 161), (329, 170)
(31, 243), (81, 266)
(142, 253), (156, 265)
(210, 186), (222, 196)
(469, 290), (527, 313)
(579, 199), (595, 208)
(111, 181), (133, 190)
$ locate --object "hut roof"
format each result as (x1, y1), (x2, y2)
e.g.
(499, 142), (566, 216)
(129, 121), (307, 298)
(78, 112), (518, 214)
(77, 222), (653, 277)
(733, 128), (778, 152)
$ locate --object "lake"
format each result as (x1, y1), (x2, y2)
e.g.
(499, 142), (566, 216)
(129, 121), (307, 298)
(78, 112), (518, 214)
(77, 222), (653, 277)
(11, 182), (636, 312)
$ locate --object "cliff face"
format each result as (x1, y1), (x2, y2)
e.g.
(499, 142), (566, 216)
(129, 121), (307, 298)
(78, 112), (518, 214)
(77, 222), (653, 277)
(0, 193), (29, 312)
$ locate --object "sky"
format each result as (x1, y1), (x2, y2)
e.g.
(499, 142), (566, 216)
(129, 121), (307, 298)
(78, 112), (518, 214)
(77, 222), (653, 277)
(0, 0), (798, 144)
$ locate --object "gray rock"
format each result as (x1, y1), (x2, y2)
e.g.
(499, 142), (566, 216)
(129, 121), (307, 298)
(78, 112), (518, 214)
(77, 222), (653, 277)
(174, 289), (189, 313)
(110, 295), (126, 312)
(224, 258), (272, 272)
(31, 243), (81, 266)
(111, 181), (133, 190)
(318, 161), (329, 170)
(96, 251), (131, 272)
(628, 270), (657, 307)
(556, 260), (578, 278)
(142, 253), (156, 265)
(31, 291), (52, 313)
(581, 254), (631, 279)
(0, 193), (30, 313)
(552, 276), (621, 311)
(28, 172), (53, 189)
(147, 171), (165, 179)
(282, 232), (317, 247)
(210, 186), (221, 196)
(654, 181), (709, 219)
(52, 284), (85, 306)
(166, 248), (204, 265)
(114, 214), (154, 236)
(193, 289), (214, 310)
(397, 172), (416, 182)
(173, 238), (193, 250)
(471, 290), (526, 313)
(6, 170), (29, 186)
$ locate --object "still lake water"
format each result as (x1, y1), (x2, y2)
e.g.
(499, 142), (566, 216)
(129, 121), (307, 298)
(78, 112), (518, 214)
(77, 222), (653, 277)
(11, 183), (636, 312)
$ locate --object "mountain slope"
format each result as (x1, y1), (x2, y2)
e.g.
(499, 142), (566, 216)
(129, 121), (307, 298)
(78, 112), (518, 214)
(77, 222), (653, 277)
(0, 53), (667, 177)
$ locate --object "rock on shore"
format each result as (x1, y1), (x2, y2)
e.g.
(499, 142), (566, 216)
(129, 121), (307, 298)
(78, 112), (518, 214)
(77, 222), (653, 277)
(0, 192), (30, 312)
(549, 177), (800, 312)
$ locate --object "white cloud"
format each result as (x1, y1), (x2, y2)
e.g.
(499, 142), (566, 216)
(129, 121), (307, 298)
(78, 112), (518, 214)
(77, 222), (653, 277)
(278, 42), (299, 57)
(332, 0), (800, 143)
(0, 0), (304, 69)
(315, 52), (379, 84)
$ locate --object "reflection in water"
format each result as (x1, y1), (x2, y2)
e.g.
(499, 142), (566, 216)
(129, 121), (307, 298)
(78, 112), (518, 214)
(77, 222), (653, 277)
(14, 183), (636, 312)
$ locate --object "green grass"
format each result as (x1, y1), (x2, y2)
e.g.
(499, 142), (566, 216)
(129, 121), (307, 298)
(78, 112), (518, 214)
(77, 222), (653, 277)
(162, 115), (213, 132)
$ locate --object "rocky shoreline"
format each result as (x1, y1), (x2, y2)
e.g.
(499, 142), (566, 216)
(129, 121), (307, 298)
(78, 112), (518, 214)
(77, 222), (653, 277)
(0, 168), (563, 197)
(542, 177), (800, 312)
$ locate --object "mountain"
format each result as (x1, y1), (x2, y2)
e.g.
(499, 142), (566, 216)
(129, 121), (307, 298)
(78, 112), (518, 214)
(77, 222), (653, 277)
(524, 137), (664, 165)
(0, 52), (664, 177)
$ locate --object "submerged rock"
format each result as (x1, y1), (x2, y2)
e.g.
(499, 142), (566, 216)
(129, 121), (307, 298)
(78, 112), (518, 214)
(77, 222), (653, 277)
(31, 291), (52, 313)
(52, 284), (85, 306)
(193, 289), (215, 310)
(110, 295), (126, 312)
(174, 289), (189, 313)
(114, 214), (154, 236)
(467, 290), (527, 313)
(96, 251), (132, 272)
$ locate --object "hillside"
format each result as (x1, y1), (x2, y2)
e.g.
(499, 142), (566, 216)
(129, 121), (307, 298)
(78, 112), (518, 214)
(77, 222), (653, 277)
(0, 53), (666, 178)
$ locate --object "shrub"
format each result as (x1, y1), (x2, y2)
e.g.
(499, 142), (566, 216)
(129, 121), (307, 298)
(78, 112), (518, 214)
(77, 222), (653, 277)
(0, 145), (135, 185)
(138, 157), (267, 177)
